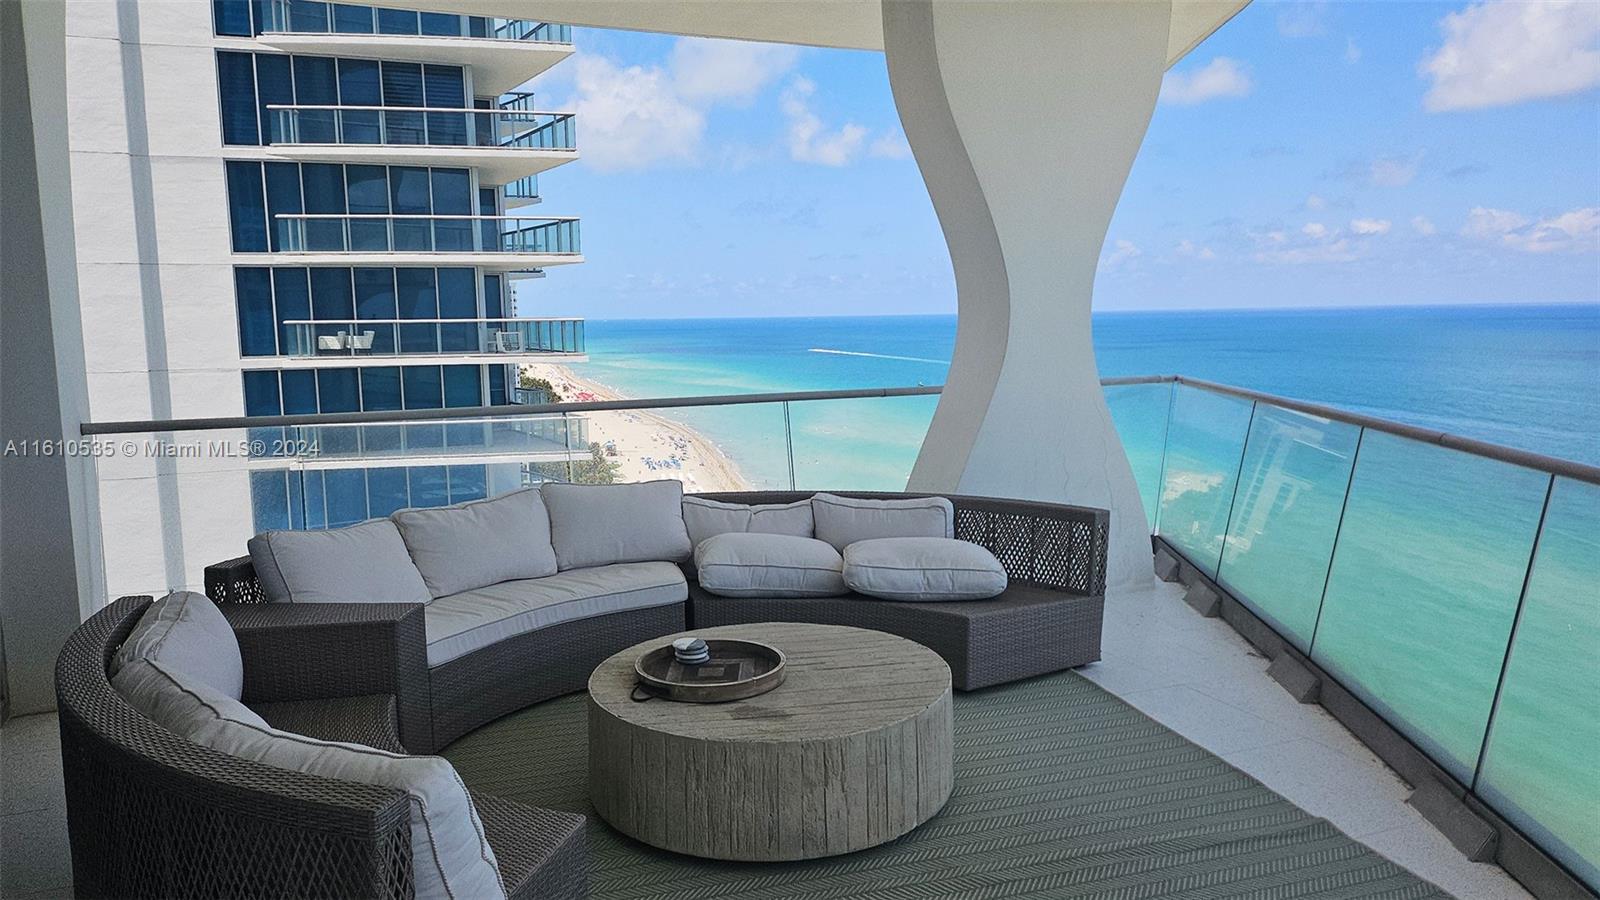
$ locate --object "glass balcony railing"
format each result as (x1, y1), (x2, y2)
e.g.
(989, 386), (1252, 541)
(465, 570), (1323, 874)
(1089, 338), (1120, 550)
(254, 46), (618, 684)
(1105, 375), (1599, 891)
(267, 105), (576, 151)
(281, 318), (584, 358)
(264, 413), (590, 464)
(258, 0), (571, 43)
(504, 174), (541, 204)
(272, 214), (579, 255)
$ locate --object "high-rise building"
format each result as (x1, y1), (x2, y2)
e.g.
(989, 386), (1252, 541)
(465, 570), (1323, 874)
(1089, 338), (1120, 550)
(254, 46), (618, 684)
(63, 0), (586, 593)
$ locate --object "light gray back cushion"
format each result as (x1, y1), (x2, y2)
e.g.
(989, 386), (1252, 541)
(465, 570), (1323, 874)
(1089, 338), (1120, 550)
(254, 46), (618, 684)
(696, 533), (847, 598)
(113, 658), (505, 900)
(111, 591), (244, 700)
(843, 537), (1008, 601)
(392, 488), (557, 598)
(248, 519), (432, 605)
(681, 496), (814, 549)
(810, 493), (955, 551)
(541, 480), (693, 570)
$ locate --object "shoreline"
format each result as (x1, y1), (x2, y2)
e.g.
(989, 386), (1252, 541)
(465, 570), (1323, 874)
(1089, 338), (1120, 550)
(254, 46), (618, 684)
(520, 362), (753, 493)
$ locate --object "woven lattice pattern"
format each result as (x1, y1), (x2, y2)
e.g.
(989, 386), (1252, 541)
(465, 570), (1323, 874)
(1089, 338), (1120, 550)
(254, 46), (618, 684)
(206, 555), (265, 604)
(444, 670), (1449, 900)
(474, 792), (589, 900)
(252, 694), (405, 754)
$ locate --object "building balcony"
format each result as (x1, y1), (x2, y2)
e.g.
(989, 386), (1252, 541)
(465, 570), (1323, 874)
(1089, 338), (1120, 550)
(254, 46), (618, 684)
(260, 317), (585, 366)
(266, 214), (580, 270)
(503, 174), (541, 209)
(254, 413), (591, 468)
(249, 1), (573, 95)
(263, 105), (576, 185)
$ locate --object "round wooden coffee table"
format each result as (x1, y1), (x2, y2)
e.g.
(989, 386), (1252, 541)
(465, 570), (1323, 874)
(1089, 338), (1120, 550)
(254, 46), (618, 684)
(587, 622), (954, 861)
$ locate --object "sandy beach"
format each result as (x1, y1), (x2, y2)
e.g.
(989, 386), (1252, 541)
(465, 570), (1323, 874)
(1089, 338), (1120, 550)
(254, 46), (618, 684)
(520, 362), (751, 493)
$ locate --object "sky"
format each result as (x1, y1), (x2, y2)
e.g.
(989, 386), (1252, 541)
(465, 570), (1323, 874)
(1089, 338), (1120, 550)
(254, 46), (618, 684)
(512, 1), (1600, 318)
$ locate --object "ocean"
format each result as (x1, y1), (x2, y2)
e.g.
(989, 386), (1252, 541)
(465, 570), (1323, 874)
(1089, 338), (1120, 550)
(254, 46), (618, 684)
(567, 304), (1600, 490)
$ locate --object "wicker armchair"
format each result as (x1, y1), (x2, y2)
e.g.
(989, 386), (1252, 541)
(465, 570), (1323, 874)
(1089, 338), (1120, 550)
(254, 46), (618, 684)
(55, 596), (587, 900)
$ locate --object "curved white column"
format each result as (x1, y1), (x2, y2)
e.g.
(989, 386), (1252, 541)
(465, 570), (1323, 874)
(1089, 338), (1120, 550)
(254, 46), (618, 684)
(884, 0), (1171, 588)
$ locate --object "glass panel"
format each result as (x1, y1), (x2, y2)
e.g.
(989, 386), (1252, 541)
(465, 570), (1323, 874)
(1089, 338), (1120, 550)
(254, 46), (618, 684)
(1310, 432), (1548, 782)
(448, 465), (487, 503)
(323, 469), (368, 527)
(262, 162), (301, 252)
(380, 62), (425, 144)
(224, 161), (267, 252)
(366, 467), (409, 518)
(330, 3), (372, 33)
(250, 471), (291, 533)
(375, 8), (418, 35)
(255, 54), (293, 144)
(290, 56), (338, 143)
(419, 11), (461, 36)
(214, 0), (254, 36)
(280, 369), (317, 414)
(1216, 407), (1360, 651)
(234, 267), (277, 356)
(409, 466), (449, 508)
(423, 65), (467, 146)
(1155, 385), (1255, 577)
(287, 0), (328, 32)
(316, 368), (359, 413)
(396, 269), (438, 353)
(216, 52), (259, 145)
(790, 395), (938, 492)
(359, 367), (403, 411)
(241, 370), (281, 416)
(335, 59), (381, 144)
(272, 267), (310, 352)
(1104, 381), (1170, 530)
(1475, 477), (1599, 889)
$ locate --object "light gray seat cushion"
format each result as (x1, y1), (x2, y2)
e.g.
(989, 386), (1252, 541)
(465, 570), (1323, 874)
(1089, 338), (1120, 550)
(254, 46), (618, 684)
(392, 488), (557, 598)
(682, 496), (814, 549)
(248, 518), (432, 605)
(424, 561), (688, 667)
(843, 537), (1009, 602)
(811, 493), (955, 551)
(695, 533), (848, 599)
(111, 591), (244, 700)
(113, 658), (504, 900)
(541, 480), (693, 570)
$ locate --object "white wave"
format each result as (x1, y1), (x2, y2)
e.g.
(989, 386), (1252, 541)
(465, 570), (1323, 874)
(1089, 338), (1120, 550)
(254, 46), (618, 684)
(808, 348), (948, 365)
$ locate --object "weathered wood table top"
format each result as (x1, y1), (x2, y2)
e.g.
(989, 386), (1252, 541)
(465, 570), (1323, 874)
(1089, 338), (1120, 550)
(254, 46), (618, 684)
(588, 622), (954, 861)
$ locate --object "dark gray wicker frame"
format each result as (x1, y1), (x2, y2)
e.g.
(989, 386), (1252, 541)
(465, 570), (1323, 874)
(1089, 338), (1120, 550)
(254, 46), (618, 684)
(689, 492), (1109, 690)
(55, 596), (587, 899)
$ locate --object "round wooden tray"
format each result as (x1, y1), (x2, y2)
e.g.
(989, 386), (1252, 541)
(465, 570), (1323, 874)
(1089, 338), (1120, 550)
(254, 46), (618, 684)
(633, 638), (786, 703)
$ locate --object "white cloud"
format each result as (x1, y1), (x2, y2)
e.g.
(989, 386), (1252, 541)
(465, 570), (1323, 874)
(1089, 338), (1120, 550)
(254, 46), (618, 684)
(1420, 1), (1600, 112)
(563, 37), (800, 172)
(1100, 239), (1142, 271)
(782, 77), (868, 166)
(1411, 216), (1438, 235)
(1302, 222), (1329, 238)
(1350, 218), (1392, 235)
(1175, 239), (1216, 260)
(1369, 155), (1420, 188)
(669, 39), (799, 105)
(1159, 57), (1254, 105)
(868, 129), (913, 160)
(1463, 206), (1600, 253)
(1344, 38), (1362, 65)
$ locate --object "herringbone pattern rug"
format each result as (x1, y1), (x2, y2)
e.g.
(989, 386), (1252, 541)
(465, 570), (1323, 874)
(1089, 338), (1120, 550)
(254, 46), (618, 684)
(444, 671), (1447, 899)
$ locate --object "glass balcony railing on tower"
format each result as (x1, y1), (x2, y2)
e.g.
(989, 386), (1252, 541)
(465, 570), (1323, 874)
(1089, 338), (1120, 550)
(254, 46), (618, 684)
(273, 215), (579, 255)
(281, 318), (584, 358)
(268, 106), (576, 151)
(504, 174), (540, 205)
(257, 1), (571, 43)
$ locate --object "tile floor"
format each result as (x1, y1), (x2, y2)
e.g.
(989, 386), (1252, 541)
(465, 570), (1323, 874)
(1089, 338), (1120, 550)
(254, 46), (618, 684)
(0, 577), (1533, 898)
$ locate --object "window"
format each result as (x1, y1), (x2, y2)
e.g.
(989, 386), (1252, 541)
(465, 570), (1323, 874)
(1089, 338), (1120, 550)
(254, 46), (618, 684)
(235, 268), (276, 356)
(483, 274), (503, 319)
(225, 161), (267, 252)
(419, 11), (460, 36)
(443, 365), (481, 407)
(402, 366), (443, 409)
(287, 0), (330, 32)
(431, 168), (472, 251)
(488, 365), (508, 404)
(423, 65), (467, 146)
(367, 467), (410, 518)
(409, 466), (450, 508)
(396, 268), (438, 353)
(317, 368), (360, 413)
(354, 267), (397, 351)
(255, 54), (294, 144)
(323, 469), (369, 527)
(213, 0), (254, 36)
(272, 267), (311, 351)
(449, 466), (488, 503)
(337, 58), (382, 144)
(381, 62), (425, 144)
(331, 3), (374, 33)
(345, 165), (389, 251)
(360, 367), (403, 411)
(376, 8), (419, 35)
(292, 56), (339, 143)
(216, 52), (259, 145)
(263, 162), (303, 252)
(242, 370), (282, 416)
(301, 470), (327, 529)
(281, 369), (318, 414)
(301, 163), (346, 251)
(437, 268), (477, 351)
(250, 472), (291, 533)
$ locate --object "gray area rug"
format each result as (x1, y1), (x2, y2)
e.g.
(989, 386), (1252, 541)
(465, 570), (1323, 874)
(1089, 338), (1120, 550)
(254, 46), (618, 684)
(444, 670), (1447, 899)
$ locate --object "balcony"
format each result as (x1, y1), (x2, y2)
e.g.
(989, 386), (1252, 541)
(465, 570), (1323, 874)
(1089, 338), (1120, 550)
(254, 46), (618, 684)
(248, 1), (573, 95)
(256, 414), (592, 468)
(267, 214), (580, 270)
(265, 317), (586, 365)
(263, 105), (577, 184)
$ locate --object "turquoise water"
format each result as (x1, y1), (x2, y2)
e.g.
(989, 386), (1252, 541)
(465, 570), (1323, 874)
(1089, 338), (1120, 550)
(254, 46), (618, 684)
(571, 304), (1600, 487)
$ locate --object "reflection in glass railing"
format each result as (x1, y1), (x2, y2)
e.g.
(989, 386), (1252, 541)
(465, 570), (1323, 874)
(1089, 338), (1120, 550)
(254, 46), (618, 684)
(1155, 384), (1254, 577)
(268, 106), (576, 151)
(788, 395), (939, 492)
(1216, 406), (1359, 650)
(1474, 477), (1599, 889)
(1105, 381), (1172, 530)
(280, 318), (583, 358)
(273, 215), (579, 255)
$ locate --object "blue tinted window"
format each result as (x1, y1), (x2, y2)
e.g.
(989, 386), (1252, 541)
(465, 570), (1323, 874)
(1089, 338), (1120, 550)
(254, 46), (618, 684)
(345, 165), (388, 213)
(478, 188), (497, 217)
(263, 162), (302, 251)
(381, 62), (425, 144)
(336, 59), (381, 144)
(395, 268), (438, 352)
(467, 16), (487, 38)
(423, 66), (467, 145)
(376, 8), (418, 34)
(225, 161), (267, 252)
(272, 267), (311, 350)
(488, 365), (508, 404)
(419, 12), (459, 36)
(437, 268), (477, 350)
(317, 367), (359, 413)
(330, 3), (372, 32)
(250, 471), (291, 533)
(448, 466), (487, 503)
(213, 0), (253, 36)
(301, 162), (346, 213)
(402, 366), (443, 409)
(367, 467), (410, 517)
(443, 365), (481, 407)
(309, 267), (354, 320)
(235, 267), (277, 356)
(291, 55), (339, 143)
(301, 470), (327, 529)
(281, 369), (318, 414)
(216, 52), (259, 145)
(389, 166), (430, 213)
(429, 168), (471, 214)
(408, 466), (449, 507)
(242, 370), (282, 416)
(482, 274), (502, 318)
(360, 367), (402, 411)
(254, 51), (293, 143)
(286, 470), (306, 529)
(287, 0), (328, 31)
(323, 469), (369, 527)
(353, 267), (396, 314)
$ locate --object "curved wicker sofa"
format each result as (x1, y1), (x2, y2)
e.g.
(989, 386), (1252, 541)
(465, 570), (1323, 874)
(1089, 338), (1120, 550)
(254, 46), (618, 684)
(56, 595), (585, 899)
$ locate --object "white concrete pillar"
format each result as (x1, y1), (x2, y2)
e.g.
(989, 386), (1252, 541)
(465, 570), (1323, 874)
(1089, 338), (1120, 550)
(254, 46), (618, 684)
(883, 0), (1169, 588)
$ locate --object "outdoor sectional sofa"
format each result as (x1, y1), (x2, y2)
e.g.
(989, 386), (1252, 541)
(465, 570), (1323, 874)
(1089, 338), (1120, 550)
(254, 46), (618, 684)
(55, 486), (1107, 899)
